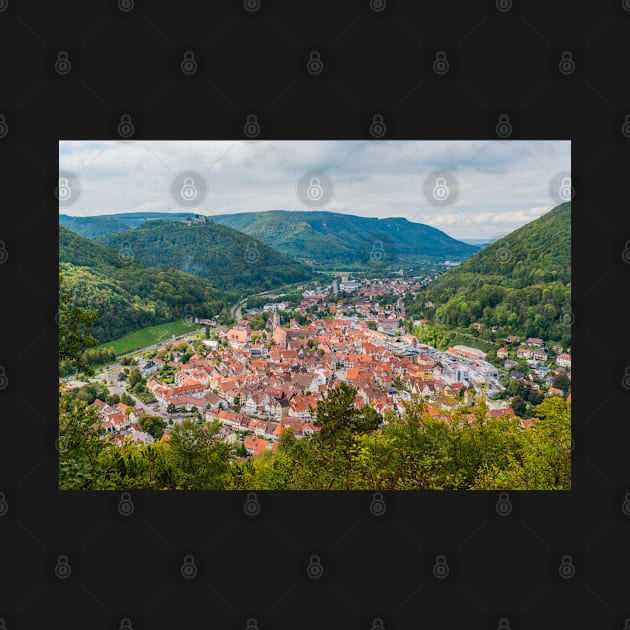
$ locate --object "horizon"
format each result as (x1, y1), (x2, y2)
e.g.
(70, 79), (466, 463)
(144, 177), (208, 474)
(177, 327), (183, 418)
(58, 207), (523, 242)
(59, 140), (570, 240)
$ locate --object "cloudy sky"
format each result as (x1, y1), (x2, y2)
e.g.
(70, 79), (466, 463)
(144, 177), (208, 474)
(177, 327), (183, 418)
(59, 140), (570, 240)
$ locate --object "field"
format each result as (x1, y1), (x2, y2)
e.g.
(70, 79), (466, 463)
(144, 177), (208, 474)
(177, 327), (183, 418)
(97, 320), (200, 355)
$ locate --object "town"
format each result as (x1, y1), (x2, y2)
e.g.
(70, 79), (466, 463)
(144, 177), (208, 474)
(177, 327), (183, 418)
(65, 276), (571, 457)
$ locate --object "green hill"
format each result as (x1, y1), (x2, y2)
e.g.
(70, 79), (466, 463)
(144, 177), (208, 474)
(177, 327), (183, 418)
(59, 212), (199, 237)
(59, 215), (131, 238)
(407, 202), (571, 346)
(211, 210), (478, 269)
(95, 218), (313, 294)
(59, 225), (227, 344)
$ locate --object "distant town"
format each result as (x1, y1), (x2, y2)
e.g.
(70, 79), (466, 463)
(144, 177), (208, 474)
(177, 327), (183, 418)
(62, 275), (571, 457)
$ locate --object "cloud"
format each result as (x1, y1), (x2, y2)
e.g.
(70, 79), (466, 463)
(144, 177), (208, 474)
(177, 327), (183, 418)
(59, 140), (570, 239)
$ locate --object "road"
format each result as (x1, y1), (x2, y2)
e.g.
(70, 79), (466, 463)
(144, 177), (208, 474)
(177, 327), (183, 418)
(229, 297), (247, 324)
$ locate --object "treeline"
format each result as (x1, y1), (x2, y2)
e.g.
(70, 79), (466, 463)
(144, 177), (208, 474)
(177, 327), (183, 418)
(60, 263), (227, 343)
(60, 225), (230, 344)
(59, 382), (571, 491)
(406, 203), (571, 345)
(60, 347), (117, 376)
(409, 281), (571, 347)
(212, 210), (477, 270)
(96, 220), (313, 296)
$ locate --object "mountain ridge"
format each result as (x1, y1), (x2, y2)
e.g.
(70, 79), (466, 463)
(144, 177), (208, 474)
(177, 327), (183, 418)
(60, 210), (479, 269)
(211, 209), (479, 269)
(59, 225), (228, 343)
(94, 218), (314, 294)
(407, 202), (571, 345)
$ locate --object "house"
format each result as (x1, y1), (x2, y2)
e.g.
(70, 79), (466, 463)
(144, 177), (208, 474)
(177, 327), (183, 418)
(203, 391), (223, 409)
(526, 337), (544, 347)
(447, 345), (487, 361)
(487, 408), (515, 419)
(108, 412), (130, 431)
(127, 429), (154, 444)
(93, 399), (109, 413)
(141, 360), (159, 376)
(288, 399), (312, 420)
(169, 395), (206, 412)
(556, 353), (571, 368)
(129, 406), (146, 423)
(301, 421), (320, 437)
(496, 347), (508, 359)
(245, 391), (270, 415)
(253, 420), (269, 438)
(517, 347), (533, 360)
(520, 417), (539, 429)
(547, 387), (564, 397)
(274, 418), (303, 439)
(226, 327), (249, 347)
(216, 426), (237, 444)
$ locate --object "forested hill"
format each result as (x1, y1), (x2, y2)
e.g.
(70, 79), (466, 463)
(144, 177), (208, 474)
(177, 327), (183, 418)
(212, 210), (478, 269)
(59, 214), (131, 239)
(407, 203), (571, 345)
(59, 225), (228, 344)
(96, 219), (313, 293)
(59, 212), (198, 238)
(438, 202), (570, 287)
(60, 223), (124, 267)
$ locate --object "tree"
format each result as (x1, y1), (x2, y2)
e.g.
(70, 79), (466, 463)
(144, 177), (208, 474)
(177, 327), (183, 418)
(120, 392), (135, 407)
(72, 383), (109, 405)
(314, 383), (379, 448)
(366, 320), (377, 330)
(59, 395), (110, 490)
(138, 414), (167, 440)
(132, 381), (146, 395)
(301, 382), (380, 490)
(511, 396), (527, 417)
(473, 397), (570, 490)
(127, 367), (143, 388)
(168, 420), (232, 489)
(106, 393), (120, 406)
(552, 371), (570, 393)
(58, 287), (121, 489)
(59, 274), (98, 376)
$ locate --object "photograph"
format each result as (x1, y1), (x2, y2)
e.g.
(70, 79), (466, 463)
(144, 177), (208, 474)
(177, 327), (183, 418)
(58, 140), (571, 490)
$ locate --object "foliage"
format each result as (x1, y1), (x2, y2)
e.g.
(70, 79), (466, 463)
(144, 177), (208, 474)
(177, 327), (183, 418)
(60, 225), (226, 344)
(138, 414), (167, 440)
(213, 210), (478, 270)
(95, 219), (313, 295)
(166, 420), (233, 489)
(59, 214), (132, 238)
(59, 275), (99, 376)
(67, 382), (109, 405)
(59, 394), (111, 490)
(82, 347), (116, 366)
(406, 203), (571, 345)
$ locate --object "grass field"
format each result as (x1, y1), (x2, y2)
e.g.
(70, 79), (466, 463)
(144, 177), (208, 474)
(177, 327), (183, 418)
(97, 320), (201, 355)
